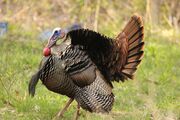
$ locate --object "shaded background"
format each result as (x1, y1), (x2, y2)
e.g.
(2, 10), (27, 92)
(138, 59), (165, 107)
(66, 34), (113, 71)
(0, 0), (180, 120)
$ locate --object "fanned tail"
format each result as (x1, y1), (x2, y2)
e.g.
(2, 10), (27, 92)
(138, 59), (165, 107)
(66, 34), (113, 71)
(67, 15), (144, 82)
(116, 15), (144, 80)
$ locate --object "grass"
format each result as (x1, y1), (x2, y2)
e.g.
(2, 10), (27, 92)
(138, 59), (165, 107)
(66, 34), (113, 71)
(0, 26), (180, 120)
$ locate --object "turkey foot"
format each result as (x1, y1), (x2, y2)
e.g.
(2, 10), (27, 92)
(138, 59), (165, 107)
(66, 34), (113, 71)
(73, 103), (80, 120)
(54, 98), (74, 119)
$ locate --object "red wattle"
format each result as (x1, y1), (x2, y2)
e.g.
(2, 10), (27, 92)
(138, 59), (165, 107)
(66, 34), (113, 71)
(43, 47), (51, 56)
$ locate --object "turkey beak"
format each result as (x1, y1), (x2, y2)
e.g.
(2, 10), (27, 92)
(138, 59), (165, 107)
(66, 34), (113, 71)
(47, 34), (58, 48)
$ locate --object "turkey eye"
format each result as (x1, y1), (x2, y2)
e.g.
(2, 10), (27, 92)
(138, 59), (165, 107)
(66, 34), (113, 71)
(54, 30), (58, 34)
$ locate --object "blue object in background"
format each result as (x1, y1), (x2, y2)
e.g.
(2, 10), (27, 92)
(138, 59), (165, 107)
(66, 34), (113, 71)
(0, 22), (8, 37)
(39, 23), (82, 41)
(66, 23), (82, 33)
(38, 29), (53, 41)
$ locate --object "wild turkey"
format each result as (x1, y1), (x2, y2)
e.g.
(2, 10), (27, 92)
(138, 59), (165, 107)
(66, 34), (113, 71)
(29, 15), (144, 119)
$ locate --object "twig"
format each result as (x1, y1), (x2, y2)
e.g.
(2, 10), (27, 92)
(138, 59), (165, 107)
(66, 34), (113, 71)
(94, 0), (100, 31)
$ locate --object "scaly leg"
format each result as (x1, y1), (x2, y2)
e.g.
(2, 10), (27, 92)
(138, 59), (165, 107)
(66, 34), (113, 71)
(73, 103), (80, 120)
(56, 98), (74, 118)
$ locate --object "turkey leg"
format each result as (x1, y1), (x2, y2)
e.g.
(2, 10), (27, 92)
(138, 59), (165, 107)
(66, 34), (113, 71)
(73, 103), (80, 120)
(57, 98), (74, 118)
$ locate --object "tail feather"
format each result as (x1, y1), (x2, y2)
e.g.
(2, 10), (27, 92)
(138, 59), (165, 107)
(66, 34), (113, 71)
(123, 17), (140, 34)
(127, 51), (143, 61)
(129, 42), (144, 56)
(122, 68), (137, 74)
(124, 60), (141, 69)
(124, 16), (143, 35)
(116, 14), (144, 80)
(129, 28), (143, 43)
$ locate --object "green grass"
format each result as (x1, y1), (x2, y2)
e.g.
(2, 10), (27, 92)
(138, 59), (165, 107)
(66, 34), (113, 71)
(0, 28), (180, 120)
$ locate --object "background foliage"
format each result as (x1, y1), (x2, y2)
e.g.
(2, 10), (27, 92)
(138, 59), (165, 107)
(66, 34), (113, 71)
(0, 0), (180, 120)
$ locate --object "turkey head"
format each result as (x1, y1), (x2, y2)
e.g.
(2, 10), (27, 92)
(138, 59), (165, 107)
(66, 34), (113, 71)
(43, 28), (66, 56)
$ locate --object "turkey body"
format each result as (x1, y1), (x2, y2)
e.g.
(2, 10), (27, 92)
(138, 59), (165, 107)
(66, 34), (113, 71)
(29, 15), (144, 113)
(39, 45), (114, 112)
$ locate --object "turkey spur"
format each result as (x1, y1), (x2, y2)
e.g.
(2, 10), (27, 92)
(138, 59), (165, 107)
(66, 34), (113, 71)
(29, 15), (144, 118)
